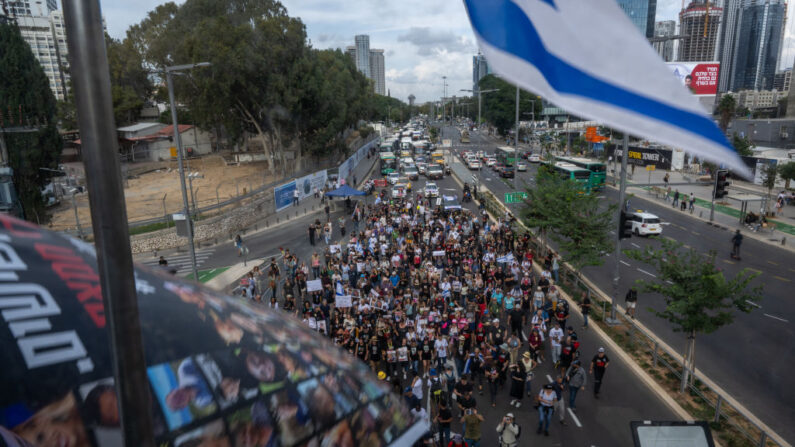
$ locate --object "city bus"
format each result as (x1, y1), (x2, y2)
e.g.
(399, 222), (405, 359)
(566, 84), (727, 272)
(380, 152), (397, 175)
(380, 138), (398, 153)
(555, 156), (607, 191)
(540, 161), (592, 193)
(496, 146), (517, 167)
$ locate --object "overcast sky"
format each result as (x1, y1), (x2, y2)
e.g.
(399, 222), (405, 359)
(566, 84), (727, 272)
(98, 0), (795, 103)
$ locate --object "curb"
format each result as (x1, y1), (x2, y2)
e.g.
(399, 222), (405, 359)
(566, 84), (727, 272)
(454, 161), (790, 447)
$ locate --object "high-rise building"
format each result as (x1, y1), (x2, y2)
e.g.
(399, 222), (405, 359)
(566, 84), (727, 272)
(347, 35), (386, 95)
(4, 0), (56, 17)
(773, 68), (792, 91)
(616, 0), (658, 38)
(369, 49), (385, 95)
(724, 0), (787, 92)
(472, 52), (491, 93)
(354, 35), (371, 78)
(13, 10), (70, 101)
(652, 20), (676, 61)
(678, 1), (723, 62)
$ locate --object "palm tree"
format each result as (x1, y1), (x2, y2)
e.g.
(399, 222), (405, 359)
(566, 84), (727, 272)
(717, 94), (736, 133)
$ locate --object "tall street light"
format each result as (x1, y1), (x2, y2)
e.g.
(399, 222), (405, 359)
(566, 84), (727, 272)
(461, 88), (498, 129)
(514, 86), (519, 190)
(166, 62), (211, 281)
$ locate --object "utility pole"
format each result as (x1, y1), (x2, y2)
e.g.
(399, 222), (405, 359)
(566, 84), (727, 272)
(442, 76), (447, 125)
(514, 86), (519, 189)
(62, 1), (155, 444)
(166, 62), (210, 282)
(608, 134), (630, 324)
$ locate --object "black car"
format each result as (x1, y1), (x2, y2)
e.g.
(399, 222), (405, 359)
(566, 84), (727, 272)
(499, 166), (515, 178)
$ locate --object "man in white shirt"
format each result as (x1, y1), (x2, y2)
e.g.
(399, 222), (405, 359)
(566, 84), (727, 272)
(549, 324), (564, 366)
(435, 335), (449, 370)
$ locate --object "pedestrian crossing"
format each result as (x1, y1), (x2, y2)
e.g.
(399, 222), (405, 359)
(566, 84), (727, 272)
(139, 247), (216, 274)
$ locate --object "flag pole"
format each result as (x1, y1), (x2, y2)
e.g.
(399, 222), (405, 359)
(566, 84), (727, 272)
(608, 133), (630, 325)
(61, 1), (155, 445)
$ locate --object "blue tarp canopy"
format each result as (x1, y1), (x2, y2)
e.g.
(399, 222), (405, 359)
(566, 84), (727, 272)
(325, 184), (366, 197)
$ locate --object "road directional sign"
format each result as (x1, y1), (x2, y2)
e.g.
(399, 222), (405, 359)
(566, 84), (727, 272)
(504, 191), (527, 204)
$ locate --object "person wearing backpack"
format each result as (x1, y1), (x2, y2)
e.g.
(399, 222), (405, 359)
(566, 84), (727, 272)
(496, 412), (520, 447)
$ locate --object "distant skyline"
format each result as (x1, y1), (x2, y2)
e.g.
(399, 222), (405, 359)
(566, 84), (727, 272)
(92, 0), (795, 103)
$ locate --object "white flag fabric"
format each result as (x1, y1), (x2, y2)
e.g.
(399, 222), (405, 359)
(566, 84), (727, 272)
(463, 0), (751, 177)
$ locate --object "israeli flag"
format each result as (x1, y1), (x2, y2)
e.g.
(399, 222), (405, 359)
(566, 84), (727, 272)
(463, 0), (751, 177)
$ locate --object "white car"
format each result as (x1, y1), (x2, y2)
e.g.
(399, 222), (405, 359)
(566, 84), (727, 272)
(387, 172), (400, 185)
(528, 153), (541, 163)
(424, 182), (439, 198)
(516, 161), (527, 171)
(467, 158), (481, 169)
(391, 185), (407, 198)
(485, 157), (497, 167)
(630, 212), (663, 236)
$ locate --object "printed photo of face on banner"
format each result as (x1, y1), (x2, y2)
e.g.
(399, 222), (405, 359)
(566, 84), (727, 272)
(0, 213), (425, 447)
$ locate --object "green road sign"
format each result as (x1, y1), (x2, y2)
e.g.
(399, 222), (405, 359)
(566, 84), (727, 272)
(504, 191), (527, 204)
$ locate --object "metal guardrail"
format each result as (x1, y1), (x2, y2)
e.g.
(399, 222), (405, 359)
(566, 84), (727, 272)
(450, 162), (786, 447)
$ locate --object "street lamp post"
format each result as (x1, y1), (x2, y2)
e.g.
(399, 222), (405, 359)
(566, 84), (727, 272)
(461, 88), (498, 129)
(166, 62), (211, 281)
(514, 86), (519, 189)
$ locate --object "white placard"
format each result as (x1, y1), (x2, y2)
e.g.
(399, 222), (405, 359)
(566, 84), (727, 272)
(432, 250), (446, 257)
(330, 244), (341, 253)
(306, 279), (322, 292)
(336, 295), (353, 308)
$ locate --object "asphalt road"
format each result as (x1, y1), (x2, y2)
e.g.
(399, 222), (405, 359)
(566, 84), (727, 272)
(146, 151), (680, 446)
(446, 125), (795, 443)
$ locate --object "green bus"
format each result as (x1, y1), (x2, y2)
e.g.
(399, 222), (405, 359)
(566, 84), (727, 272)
(555, 156), (606, 191)
(541, 161), (592, 193)
(380, 139), (398, 153)
(380, 152), (397, 175)
(496, 146), (517, 167)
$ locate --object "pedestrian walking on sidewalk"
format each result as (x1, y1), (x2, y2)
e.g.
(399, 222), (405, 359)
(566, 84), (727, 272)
(663, 172), (669, 187)
(625, 287), (638, 318)
(293, 188), (299, 206)
(234, 234), (243, 256)
(580, 292), (591, 329)
(589, 347), (610, 398)
(672, 189), (680, 208)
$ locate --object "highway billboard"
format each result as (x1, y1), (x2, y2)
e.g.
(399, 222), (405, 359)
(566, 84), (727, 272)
(667, 62), (720, 96)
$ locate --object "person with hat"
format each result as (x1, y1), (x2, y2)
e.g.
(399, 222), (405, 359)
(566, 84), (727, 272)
(589, 347), (610, 398)
(521, 351), (535, 397)
(508, 363), (525, 408)
(496, 412), (520, 447)
(536, 383), (557, 436)
(448, 433), (468, 447)
(565, 359), (587, 411)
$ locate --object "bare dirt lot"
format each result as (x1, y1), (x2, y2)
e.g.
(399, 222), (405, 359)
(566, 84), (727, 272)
(48, 155), (275, 232)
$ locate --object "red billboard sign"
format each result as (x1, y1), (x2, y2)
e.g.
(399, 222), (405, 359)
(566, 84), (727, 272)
(667, 62), (720, 96)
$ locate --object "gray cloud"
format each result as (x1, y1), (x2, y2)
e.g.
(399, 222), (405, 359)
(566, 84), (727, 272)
(397, 27), (472, 56)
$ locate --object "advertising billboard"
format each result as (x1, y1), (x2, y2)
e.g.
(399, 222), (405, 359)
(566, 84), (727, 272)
(667, 62), (720, 96)
(274, 180), (295, 212)
(295, 170), (327, 201)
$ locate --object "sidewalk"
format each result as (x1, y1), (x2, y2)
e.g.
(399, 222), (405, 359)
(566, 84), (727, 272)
(611, 167), (795, 251)
(134, 143), (380, 262)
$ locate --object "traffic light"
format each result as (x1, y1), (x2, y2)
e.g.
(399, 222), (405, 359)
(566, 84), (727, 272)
(619, 210), (633, 239)
(714, 169), (730, 199)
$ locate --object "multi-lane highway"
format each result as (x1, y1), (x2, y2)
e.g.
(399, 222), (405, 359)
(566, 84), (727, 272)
(140, 140), (678, 446)
(444, 125), (795, 443)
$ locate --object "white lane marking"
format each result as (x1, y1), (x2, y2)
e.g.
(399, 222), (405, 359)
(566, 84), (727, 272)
(745, 300), (761, 308)
(604, 253), (611, 257)
(763, 314), (789, 323)
(620, 260), (631, 266)
(631, 242), (641, 248)
(546, 374), (554, 383)
(568, 408), (583, 428)
(637, 268), (657, 278)
(665, 280), (674, 285)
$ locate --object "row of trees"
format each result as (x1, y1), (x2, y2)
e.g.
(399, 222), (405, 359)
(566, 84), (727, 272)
(520, 168), (761, 392)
